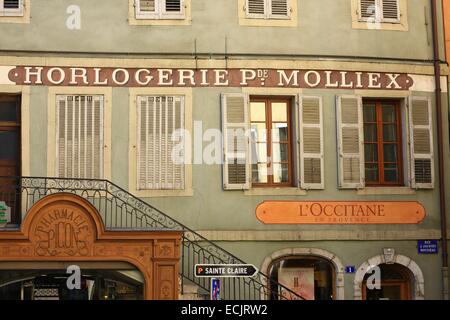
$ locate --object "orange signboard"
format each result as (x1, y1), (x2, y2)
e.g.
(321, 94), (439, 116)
(256, 201), (425, 225)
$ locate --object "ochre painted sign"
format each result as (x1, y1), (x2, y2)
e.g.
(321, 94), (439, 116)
(256, 201), (426, 224)
(4, 66), (414, 89)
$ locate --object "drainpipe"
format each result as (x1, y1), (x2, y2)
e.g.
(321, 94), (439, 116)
(431, 0), (449, 300)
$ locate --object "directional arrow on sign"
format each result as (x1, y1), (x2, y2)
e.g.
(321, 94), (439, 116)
(195, 264), (259, 278)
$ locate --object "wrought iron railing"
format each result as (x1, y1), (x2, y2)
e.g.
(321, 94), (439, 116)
(0, 176), (304, 300)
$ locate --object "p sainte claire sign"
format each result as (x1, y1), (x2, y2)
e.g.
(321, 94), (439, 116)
(6, 66), (414, 89)
(256, 201), (426, 224)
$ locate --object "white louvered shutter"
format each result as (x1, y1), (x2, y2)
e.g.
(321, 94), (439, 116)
(381, 0), (400, 22)
(137, 96), (185, 190)
(299, 96), (324, 190)
(269, 0), (290, 19)
(0, 0), (24, 16)
(336, 95), (365, 189)
(247, 0), (266, 18)
(409, 96), (434, 189)
(163, 0), (184, 18)
(222, 93), (250, 190)
(56, 95), (104, 179)
(359, 0), (377, 20)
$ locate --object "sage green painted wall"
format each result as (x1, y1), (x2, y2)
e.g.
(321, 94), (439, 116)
(0, 0), (445, 60)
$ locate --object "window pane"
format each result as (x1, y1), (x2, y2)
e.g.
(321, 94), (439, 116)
(0, 131), (18, 160)
(383, 144), (398, 162)
(364, 144), (378, 162)
(364, 124), (377, 142)
(382, 104), (396, 122)
(273, 163), (289, 183)
(251, 123), (267, 142)
(252, 163), (268, 183)
(250, 102), (266, 122)
(272, 143), (289, 162)
(383, 124), (397, 142)
(384, 164), (399, 183)
(0, 101), (17, 122)
(363, 104), (376, 122)
(271, 103), (287, 122)
(365, 164), (379, 183)
(251, 142), (267, 163)
(272, 123), (288, 142)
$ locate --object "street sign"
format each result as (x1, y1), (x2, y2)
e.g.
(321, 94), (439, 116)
(418, 240), (438, 254)
(195, 264), (258, 278)
(345, 266), (356, 274)
(211, 278), (221, 300)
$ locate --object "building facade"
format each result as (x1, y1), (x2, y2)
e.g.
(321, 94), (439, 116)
(0, 0), (449, 300)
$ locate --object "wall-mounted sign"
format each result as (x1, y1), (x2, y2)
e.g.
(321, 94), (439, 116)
(418, 240), (438, 254)
(211, 278), (221, 300)
(2, 66), (414, 90)
(345, 266), (356, 274)
(256, 201), (426, 225)
(195, 264), (258, 278)
(0, 201), (11, 228)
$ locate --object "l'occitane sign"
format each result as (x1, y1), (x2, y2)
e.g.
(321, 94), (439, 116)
(256, 201), (426, 225)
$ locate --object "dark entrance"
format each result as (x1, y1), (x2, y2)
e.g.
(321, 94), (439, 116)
(0, 95), (21, 225)
(363, 263), (413, 300)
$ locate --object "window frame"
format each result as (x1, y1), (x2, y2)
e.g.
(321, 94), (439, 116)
(246, 0), (291, 20)
(250, 96), (294, 188)
(0, 0), (23, 17)
(363, 99), (404, 186)
(135, 0), (185, 20)
(358, 0), (401, 24)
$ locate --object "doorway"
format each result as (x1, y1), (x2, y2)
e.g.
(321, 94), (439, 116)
(0, 95), (21, 225)
(362, 263), (413, 300)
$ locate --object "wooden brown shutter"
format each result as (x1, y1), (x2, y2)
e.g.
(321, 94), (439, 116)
(137, 96), (185, 190)
(409, 96), (434, 189)
(56, 95), (104, 179)
(221, 93), (250, 190)
(336, 95), (364, 189)
(299, 96), (324, 189)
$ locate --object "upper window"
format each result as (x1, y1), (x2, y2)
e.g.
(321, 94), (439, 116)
(135, 0), (185, 20)
(363, 100), (403, 186)
(359, 0), (400, 23)
(0, 0), (23, 17)
(246, 0), (290, 20)
(250, 97), (293, 187)
(56, 95), (104, 179)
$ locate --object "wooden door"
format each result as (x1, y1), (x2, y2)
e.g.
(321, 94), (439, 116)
(0, 95), (21, 225)
(363, 280), (411, 300)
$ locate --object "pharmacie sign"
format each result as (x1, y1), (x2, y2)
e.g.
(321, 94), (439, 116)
(256, 201), (426, 224)
(4, 66), (414, 89)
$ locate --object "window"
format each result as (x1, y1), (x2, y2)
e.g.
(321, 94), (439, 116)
(250, 97), (293, 186)
(136, 95), (185, 190)
(363, 100), (403, 186)
(337, 95), (434, 189)
(268, 256), (335, 300)
(135, 0), (184, 19)
(56, 95), (104, 179)
(246, 0), (290, 20)
(0, 0), (23, 16)
(359, 0), (400, 23)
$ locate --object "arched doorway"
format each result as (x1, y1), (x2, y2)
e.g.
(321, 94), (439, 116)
(362, 263), (413, 300)
(354, 253), (425, 300)
(261, 248), (345, 300)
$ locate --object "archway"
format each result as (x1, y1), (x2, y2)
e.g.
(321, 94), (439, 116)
(260, 248), (345, 300)
(0, 193), (182, 300)
(354, 254), (424, 300)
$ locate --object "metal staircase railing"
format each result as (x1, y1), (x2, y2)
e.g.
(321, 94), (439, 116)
(0, 176), (305, 300)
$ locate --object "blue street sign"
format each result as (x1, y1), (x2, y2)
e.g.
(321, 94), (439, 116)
(211, 278), (221, 300)
(345, 266), (356, 274)
(418, 240), (438, 254)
